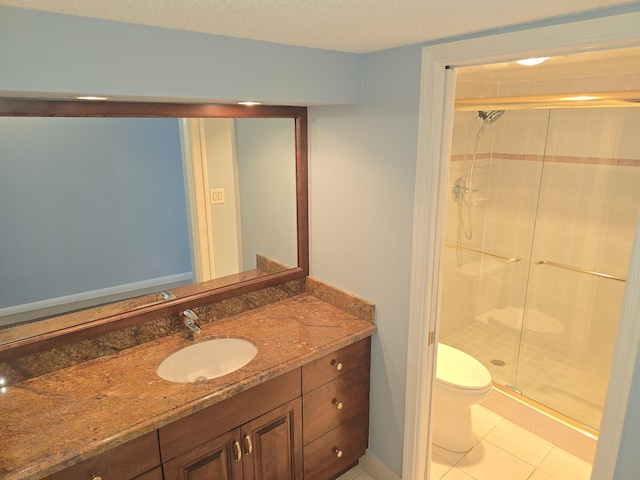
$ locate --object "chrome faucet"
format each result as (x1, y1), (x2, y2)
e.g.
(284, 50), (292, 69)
(181, 309), (202, 336)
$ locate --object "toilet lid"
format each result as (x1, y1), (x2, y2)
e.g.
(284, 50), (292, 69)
(436, 343), (492, 391)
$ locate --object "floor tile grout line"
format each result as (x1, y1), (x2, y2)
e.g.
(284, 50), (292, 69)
(429, 405), (592, 480)
(481, 426), (554, 469)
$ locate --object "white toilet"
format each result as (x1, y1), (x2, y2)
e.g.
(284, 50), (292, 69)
(432, 343), (492, 452)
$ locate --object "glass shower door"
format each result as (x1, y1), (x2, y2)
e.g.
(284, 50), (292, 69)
(512, 107), (640, 430)
(440, 108), (550, 390)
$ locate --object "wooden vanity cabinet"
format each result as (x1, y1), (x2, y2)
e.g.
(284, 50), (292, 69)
(159, 369), (302, 480)
(42, 338), (371, 480)
(44, 431), (161, 480)
(301, 338), (371, 480)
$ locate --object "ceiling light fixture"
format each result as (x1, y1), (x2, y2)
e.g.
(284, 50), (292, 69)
(516, 57), (549, 66)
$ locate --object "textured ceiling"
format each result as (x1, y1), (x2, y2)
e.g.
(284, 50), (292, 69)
(0, 0), (637, 53)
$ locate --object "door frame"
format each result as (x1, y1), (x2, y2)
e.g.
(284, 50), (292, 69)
(180, 118), (216, 283)
(403, 10), (640, 479)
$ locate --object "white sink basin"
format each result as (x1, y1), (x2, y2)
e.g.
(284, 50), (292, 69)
(157, 338), (257, 383)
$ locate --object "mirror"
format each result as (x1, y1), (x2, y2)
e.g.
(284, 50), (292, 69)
(0, 99), (308, 355)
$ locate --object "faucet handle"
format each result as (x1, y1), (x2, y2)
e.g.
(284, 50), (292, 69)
(181, 309), (202, 335)
(182, 309), (198, 321)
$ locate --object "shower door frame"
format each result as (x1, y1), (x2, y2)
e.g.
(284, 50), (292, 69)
(403, 9), (640, 480)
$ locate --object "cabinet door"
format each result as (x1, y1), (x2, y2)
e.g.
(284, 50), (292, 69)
(241, 398), (302, 480)
(162, 429), (244, 480)
(134, 467), (164, 480)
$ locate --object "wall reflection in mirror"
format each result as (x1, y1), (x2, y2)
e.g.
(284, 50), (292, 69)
(0, 116), (298, 331)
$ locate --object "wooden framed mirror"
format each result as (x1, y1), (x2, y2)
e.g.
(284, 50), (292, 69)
(0, 99), (308, 360)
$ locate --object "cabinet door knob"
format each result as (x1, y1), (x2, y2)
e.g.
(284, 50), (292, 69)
(244, 434), (253, 455)
(233, 440), (242, 462)
(91, 476), (102, 480)
(331, 359), (343, 371)
(332, 398), (344, 410)
(333, 447), (344, 458)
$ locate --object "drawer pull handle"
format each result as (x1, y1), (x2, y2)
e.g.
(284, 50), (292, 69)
(332, 398), (344, 410)
(331, 359), (344, 371)
(234, 440), (242, 462)
(244, 434), (253, 455)
(91, 476), (103, 480)
(333, 447), (344, 458)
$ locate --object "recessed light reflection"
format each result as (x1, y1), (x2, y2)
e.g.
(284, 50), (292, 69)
(237, 101), (261, 106)
(563, 95), (600, 101)
(76, 96), (109, 101)
(516, 57), (549, 66)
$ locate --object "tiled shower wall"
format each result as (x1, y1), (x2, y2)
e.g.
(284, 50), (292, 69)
(441, 102), (640, 429)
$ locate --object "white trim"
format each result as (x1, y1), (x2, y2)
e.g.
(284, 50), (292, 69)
(406, 10), (640, 480)
(180, 118), (216, 282)
(592, 217), (640, 479)
(0, 272), (192, 325)
(230, 119), (245, 270)
(361, 450), (402, 480)
(402, 58), (456, 480)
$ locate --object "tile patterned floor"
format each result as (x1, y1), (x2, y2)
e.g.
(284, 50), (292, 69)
(430, 405), (592, 480)
(338, 404), (592, 480)
(336, 464), (377, 480)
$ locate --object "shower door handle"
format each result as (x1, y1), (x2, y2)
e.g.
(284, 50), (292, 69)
(535, 260), (626, 282)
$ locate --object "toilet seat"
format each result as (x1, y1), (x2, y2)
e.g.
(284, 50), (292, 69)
(436, 343), (492, 394)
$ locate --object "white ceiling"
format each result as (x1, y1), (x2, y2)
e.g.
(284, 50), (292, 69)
(0, 0), (638, 53)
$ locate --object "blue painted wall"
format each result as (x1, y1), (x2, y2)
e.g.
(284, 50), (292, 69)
(236, 118), (298, 270)
(309, 44), (423, 474)
(0, 6), (361, 105)
(0, 117), (190, 307)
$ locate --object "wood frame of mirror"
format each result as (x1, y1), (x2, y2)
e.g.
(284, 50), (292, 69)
(0, 98), (309, 361)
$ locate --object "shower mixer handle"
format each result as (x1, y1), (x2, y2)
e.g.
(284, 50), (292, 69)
(451, 177), (477, 201)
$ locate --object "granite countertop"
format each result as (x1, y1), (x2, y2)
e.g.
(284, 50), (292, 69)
(0, 293), (376, 480)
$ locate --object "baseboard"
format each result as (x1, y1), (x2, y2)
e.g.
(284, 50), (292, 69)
(359, 450), (401, 480)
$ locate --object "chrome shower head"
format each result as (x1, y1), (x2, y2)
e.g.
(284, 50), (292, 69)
(478, 110), (504, 124)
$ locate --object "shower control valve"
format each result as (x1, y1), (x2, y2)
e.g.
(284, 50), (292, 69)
(452, 177), (466, 201)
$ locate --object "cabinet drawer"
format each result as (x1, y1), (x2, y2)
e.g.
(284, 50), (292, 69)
(302, 338), (371, 393)
(303, 365), (370, 444)
(45, 431), (160, 480)
(302, 413), (369, 480)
